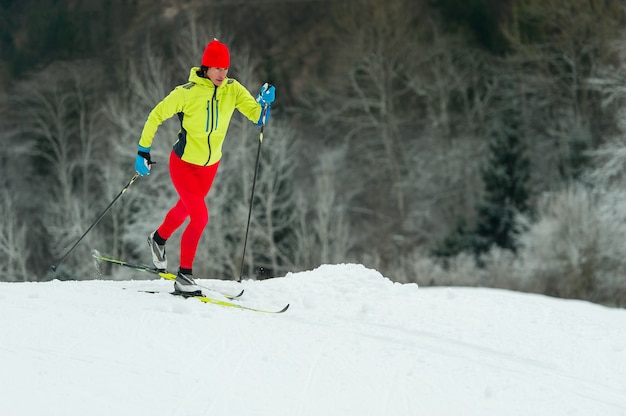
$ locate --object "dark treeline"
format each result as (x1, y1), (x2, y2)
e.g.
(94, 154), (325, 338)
(2, 0), (626, 307)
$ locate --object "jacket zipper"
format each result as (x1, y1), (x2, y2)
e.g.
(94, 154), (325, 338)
(205, 88), (218, 166)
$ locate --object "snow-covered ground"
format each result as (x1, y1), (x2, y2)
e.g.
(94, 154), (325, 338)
(1, 263), (625, 416)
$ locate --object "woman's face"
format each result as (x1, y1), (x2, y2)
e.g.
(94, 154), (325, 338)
(206, 67), (228, 86)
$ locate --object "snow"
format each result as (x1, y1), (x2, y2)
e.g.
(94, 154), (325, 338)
(1, 263), (625, 416)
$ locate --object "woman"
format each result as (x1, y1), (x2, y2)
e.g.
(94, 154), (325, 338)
(134, 38), (275, 295)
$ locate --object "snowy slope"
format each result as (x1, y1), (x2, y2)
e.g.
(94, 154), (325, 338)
(1, 263), (625, 416)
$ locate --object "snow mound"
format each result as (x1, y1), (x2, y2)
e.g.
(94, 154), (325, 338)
(0, 263), (625, 416)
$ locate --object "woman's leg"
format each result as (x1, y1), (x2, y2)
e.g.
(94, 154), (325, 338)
(157, 151), (219, 271)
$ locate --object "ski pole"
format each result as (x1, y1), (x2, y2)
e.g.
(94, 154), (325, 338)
(51, 172), (140, 272)
(238, 104), (268, 282)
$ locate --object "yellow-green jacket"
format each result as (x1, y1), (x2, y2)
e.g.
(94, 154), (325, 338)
(139, 67), (262, 166)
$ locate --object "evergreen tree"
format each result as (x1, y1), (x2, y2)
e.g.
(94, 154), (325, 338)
(474, 119), (530, 253)
(435, 117), (530, 259)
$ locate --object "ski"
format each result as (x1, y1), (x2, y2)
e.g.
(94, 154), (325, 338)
(135, 289), (289, 314)
(92, 251), (244, 299)
(172, 291), (289, 314)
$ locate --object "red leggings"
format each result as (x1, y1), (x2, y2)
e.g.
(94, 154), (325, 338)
(157, 151), (219, 270)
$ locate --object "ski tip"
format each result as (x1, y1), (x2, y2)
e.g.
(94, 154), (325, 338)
(277, 304), (290, 313)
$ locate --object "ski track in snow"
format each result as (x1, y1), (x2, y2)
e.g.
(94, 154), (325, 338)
(1, 263), (625, 416)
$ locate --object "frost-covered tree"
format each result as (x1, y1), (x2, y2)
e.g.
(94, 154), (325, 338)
(3, 61), (110, 279)
(514, 184), (626, 305)
(0, 190), (29, 281)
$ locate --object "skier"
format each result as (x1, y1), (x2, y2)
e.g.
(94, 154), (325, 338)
(134, 38), (275, 296)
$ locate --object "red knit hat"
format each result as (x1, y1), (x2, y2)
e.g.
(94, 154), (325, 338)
(201, 39), (230, 68)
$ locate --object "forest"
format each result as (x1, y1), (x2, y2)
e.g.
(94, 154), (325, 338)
(1, 0), (626, 307)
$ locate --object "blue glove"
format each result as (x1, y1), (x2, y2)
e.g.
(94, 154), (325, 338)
(256, 83), (275, 107)
(135, 145), (152, 176)
(256, 105), (271, 126)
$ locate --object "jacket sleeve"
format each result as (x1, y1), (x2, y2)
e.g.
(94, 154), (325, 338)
(138, 87), (186, 149)
(234, 81), (263, 123)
